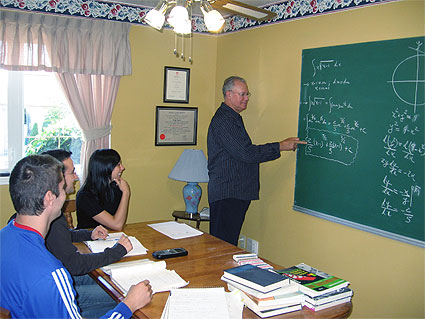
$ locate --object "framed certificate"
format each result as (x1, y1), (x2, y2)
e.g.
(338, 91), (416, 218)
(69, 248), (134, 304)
(163, 66), (190, 103)
(155, 106), (198, 146)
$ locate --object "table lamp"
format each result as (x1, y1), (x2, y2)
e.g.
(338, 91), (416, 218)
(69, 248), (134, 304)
(168, 149), (209, 214)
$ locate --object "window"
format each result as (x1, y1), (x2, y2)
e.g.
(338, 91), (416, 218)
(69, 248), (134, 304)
(0, 70), (82, 185)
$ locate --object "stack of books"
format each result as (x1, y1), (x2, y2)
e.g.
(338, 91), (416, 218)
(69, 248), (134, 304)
(221, 264), (303, 318)
(276, 263), (353, 311)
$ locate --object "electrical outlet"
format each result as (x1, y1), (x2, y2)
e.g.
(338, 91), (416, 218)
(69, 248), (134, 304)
(251, 239), (259, 255)
(238, 235), (246, 249)
(246, 238), (259, 254)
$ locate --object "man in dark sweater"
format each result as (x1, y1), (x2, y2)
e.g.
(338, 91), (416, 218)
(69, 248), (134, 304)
(42, 150), (132, 318)
(207, 76), (306, 246)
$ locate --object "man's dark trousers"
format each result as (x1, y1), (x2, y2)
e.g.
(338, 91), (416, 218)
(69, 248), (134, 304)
(209, 198), (251, 246)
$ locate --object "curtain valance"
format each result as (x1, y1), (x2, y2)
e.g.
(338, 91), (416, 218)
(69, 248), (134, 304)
(0, 10), (132, 75)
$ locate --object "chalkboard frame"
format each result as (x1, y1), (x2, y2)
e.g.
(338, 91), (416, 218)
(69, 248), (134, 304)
(293, 205), (425, 248)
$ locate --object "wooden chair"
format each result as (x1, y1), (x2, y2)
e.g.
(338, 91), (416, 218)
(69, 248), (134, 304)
(0, 307), (11, 319)
(61, 199), (76, 229)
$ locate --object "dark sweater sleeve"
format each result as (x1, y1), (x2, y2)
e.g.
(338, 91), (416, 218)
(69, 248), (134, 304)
(69, 228), (92, 242)
(45, 215), (127, 276)
(211, 109), (281, 164)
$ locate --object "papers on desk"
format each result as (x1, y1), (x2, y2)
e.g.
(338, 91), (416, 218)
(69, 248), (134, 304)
(148, 221), (203, 239)
(161, 287), (243, 319)
(102, 259), (188, 295)
(84, 232), (148, 257)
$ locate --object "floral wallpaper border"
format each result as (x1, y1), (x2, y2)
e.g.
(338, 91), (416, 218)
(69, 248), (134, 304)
(0, 0), (396, 33)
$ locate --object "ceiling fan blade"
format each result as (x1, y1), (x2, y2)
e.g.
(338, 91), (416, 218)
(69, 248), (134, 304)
(210, 0), (277, 21)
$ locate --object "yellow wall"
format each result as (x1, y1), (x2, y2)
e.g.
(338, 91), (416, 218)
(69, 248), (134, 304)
(0, 0), (424, 317)
(110, 27), (217, 231)
(215, 1), (424, 318)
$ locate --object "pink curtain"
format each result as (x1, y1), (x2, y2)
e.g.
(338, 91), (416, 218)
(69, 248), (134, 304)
(56, 73), (121, 181)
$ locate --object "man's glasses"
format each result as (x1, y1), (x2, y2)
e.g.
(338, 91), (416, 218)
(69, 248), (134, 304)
(230, 90), (251, 98)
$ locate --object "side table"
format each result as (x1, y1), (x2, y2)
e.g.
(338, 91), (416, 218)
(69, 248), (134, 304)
(172, 210), (210, 229)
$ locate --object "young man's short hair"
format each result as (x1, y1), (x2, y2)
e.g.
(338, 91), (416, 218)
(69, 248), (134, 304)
(42, 149), (72, 163)
(9, 155), (63, 216)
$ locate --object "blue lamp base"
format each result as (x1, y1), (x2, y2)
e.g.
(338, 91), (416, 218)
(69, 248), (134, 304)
(183, 182), (202, 214)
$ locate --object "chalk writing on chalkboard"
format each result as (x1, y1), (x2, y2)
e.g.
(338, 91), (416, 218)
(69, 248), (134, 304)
(294, 37), (424, 247)
(381, 41), (424, 225)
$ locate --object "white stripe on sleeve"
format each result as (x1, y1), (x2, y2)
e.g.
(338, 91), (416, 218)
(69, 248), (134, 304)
(52, 268), (82, 319)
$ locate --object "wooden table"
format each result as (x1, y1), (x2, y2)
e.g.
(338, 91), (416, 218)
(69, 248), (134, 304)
(172, 210), (210, 229)
(82, 221), (352, 319)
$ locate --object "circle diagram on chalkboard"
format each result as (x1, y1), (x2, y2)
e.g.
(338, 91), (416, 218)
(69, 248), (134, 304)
(390, 41), (424, 113)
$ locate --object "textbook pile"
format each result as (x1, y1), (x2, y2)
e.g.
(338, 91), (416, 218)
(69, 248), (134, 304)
(276, 263), (353, 311)
(221, 264), (303, 318)
(221, 261), (353, 317)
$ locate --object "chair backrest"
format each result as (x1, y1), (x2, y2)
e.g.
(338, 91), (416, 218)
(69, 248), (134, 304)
(61, 199), (76, 229)
(0, 306), (11, 319)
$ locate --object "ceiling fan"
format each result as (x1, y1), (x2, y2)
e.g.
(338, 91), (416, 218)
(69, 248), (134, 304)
(209, 0), (276, 22)
(144, 0), (277, 35)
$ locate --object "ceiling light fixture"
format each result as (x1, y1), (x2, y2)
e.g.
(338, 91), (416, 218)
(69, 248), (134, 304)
(144, 0), (225, 35)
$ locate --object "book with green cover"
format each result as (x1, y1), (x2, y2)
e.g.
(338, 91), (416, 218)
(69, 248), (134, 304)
(304, 296), (352, 311)
(304, 287), (353, 306)
(276, 263), (349, 297)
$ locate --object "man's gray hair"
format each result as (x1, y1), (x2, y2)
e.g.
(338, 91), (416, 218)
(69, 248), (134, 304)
(222, 76), (246, 98)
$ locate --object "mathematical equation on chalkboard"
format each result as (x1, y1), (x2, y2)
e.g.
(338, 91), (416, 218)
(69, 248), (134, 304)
(381, 41), (425, 224)
(301, 59), (366, 166)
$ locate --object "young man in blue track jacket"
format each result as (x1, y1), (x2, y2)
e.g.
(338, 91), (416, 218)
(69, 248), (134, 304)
(0, 154), (152, 318)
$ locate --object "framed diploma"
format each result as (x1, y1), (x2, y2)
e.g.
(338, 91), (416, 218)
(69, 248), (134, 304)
(155, 106), (198, 146)
(163, 66), (190, 103)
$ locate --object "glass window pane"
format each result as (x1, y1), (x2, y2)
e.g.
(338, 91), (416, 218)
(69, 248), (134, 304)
(0, 70), (8, 171)
(23, 71), (82, 168)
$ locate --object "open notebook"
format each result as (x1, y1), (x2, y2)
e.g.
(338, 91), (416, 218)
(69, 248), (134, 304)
(84, 232), (148, 257)
(102, 259), (188, 295)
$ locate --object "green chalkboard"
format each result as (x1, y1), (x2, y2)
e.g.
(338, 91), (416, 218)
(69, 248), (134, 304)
(294, 37), (424, 247)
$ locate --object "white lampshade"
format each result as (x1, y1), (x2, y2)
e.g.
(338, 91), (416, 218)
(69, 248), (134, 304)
(168, 149), (209, 183)
(173, 19), (192, 35)
(202, 9), (224, 32)
(167, 5), (189, 27)
(145, 9), (166, 30)
(144, 0), (168, 30)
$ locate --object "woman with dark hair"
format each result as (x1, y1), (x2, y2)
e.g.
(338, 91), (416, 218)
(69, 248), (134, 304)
(76, 149), (130, 230)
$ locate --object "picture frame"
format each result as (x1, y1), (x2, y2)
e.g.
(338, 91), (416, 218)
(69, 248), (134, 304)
(155, 106), (198, 146)
(163, 66), (190, 103)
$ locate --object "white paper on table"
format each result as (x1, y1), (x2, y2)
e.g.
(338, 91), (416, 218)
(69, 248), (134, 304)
(148, 221), (203, 239)
(226, 290), (244, 319)
(166, 288), (230, 319)
(84, 232), (148, 256)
